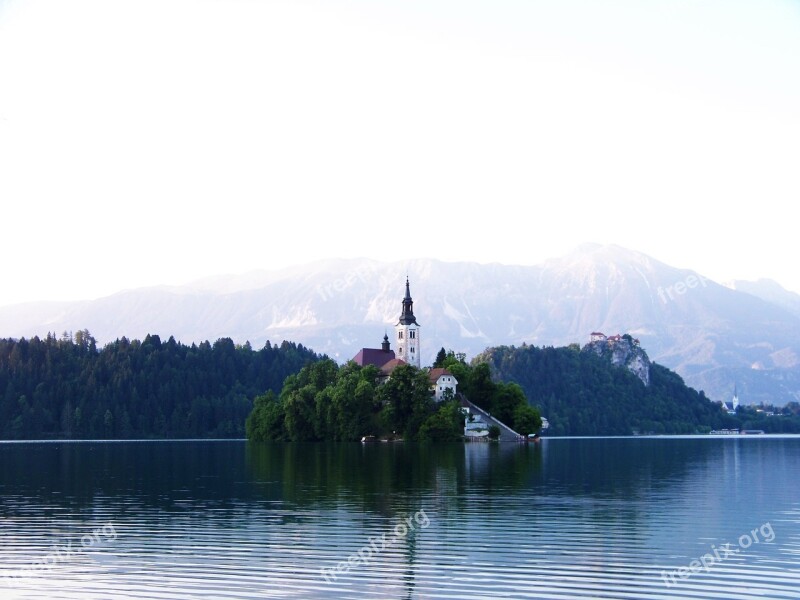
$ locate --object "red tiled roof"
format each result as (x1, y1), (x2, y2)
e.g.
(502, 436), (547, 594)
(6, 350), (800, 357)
(428, 367), (454, 384)
(380, 358), (407, 376)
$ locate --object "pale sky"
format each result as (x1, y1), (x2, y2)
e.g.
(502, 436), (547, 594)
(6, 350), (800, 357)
(1, 0), (799, 307)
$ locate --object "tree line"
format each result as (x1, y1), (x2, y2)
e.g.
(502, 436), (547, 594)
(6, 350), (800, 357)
(476, 343), (800, 435)
(0, 331), (321, 439)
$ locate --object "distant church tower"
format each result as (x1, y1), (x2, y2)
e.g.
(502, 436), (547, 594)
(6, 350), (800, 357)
(732, 385), (739, 411)
(395, 277), (420, 368)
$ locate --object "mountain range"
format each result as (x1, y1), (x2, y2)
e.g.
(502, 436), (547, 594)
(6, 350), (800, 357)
(2, 244), (799, 406)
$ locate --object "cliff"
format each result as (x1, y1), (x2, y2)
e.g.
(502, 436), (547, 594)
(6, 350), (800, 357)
(582, 336), (651, 386)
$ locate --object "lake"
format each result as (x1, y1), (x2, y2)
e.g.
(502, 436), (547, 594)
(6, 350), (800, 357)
(1, 437), (799, 599)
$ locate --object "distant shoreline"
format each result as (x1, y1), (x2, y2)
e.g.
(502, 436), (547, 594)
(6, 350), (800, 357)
(3, 434), (800, 444)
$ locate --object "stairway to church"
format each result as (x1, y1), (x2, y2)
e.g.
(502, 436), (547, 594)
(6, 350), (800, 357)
(459, 396), (522, 441)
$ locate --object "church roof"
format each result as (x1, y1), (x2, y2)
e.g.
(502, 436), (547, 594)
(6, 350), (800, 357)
(352, 347), (395, 369)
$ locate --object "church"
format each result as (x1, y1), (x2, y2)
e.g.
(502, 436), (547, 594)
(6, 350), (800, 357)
(722, 385), (740, 415)
(352, 277), (421, 371)
(351, 278), (457, 401)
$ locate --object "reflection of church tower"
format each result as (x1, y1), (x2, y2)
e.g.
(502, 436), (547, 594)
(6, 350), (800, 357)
(395, 278), (420, 368)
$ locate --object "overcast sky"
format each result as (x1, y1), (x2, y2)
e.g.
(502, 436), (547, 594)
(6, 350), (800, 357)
(1, 0), (798, 307)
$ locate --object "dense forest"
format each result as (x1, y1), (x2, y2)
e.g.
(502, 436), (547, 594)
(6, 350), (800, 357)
(0, 331), (321, 439)
(246, 354), (542, 442)
(476, 344), (800, 435)
(5, 330), (797, 441)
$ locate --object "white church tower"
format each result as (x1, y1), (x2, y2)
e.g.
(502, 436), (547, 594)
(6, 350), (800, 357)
(732, 385), (739, 411)
(395, 277), (420, 368)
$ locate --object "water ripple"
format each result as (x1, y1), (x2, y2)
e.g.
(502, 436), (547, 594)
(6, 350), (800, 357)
(1, 438), (800, 598)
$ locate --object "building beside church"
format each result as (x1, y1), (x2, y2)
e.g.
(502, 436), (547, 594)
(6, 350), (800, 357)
(429, 368), (458, 401)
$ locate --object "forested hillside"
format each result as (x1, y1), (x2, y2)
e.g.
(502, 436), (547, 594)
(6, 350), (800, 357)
(477, 344), (732, 435)
(0, 331), (321, 439)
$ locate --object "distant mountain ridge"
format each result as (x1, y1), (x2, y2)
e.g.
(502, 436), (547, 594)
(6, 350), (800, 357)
(2, 245), (800, 405)
(724, 278), (800, 319)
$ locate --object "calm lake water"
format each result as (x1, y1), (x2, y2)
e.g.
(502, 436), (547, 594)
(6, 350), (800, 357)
(1, 437), (799, 599)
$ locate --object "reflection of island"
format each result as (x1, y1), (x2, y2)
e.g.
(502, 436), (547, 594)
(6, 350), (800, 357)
(0, 438), (733, 517)
(245, 442), (544, 598)
(245, 442), (544, 516)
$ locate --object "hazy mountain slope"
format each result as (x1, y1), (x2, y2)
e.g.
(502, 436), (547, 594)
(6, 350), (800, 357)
(726, 279), (800, 319)
(2, 246), (799, 405)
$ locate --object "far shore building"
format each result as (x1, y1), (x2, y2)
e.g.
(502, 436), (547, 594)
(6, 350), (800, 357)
(722, 385), (740, 414)
(589, 331), (640, 346)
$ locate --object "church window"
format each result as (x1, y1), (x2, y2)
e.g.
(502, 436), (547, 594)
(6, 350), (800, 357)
(410, 346), (415, 353)
(410, 330), (415, 339)
(398, 331), (403, 339)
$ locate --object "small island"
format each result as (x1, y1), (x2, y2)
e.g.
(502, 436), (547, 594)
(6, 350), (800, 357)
(246, 279), (542, 442)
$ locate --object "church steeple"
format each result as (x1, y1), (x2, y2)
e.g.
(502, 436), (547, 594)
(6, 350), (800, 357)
(381, 333), (391, 353)
(395, 277), (420, 368)
(399, 277), (418, 326)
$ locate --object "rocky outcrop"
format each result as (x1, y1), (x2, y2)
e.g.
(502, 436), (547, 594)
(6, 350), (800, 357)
(583, 336), (651, 386)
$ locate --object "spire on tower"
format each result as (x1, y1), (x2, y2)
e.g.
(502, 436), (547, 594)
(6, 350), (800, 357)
(398, 278), (418, 325)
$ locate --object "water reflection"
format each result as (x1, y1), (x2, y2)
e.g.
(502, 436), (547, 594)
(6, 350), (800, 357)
(0, 438), (798, 599)
(245, 442), (543, 514)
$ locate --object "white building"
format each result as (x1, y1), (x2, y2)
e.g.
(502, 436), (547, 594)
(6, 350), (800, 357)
(428, 368), (458, 401)
(395, 278), (421, 368)
(724, 385), (740, 414)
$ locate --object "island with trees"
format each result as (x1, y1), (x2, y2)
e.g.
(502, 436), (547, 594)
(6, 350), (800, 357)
(245, 350), (542, 442)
